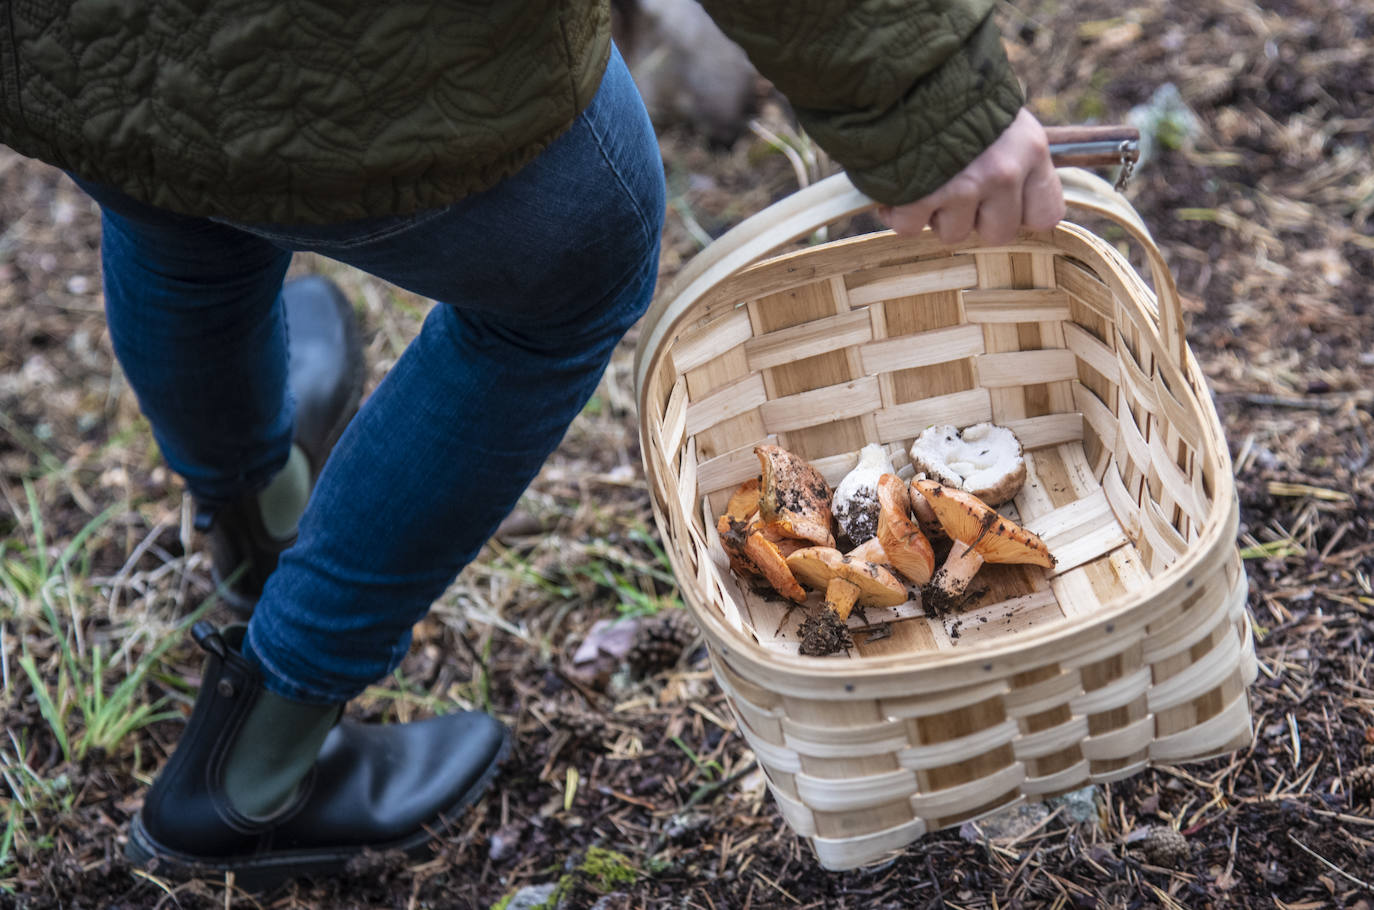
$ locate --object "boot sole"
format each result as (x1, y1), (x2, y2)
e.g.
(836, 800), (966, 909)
(125, 722), (511, 892)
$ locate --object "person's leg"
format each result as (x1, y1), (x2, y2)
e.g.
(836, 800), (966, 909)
(78, 181), (366, 610)
(240, 44), (666, 704)
(85, 186), (296, 504)
(127, 45), (663, 887)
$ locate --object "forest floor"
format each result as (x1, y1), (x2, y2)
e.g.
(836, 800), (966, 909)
(3, 1), (1373, 907)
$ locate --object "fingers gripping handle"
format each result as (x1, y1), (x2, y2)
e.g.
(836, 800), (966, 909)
(634, 164), (1183, 398)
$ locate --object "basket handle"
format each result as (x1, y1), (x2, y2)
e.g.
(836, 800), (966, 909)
(1056, 167), (1186, 368)
(634, 163), (1187, 397)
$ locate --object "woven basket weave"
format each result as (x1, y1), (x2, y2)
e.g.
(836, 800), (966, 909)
(633, 168), (1257, 870)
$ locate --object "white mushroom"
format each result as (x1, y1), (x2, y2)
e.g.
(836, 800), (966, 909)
(831, 443), (895, 546)
(909, 423), (1027, 507)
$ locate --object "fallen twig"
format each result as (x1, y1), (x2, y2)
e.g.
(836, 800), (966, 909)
(1286, 832), (1374, 890)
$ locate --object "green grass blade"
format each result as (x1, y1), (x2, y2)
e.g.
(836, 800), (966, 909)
(22, 481), (47, 580)
(53, 504), (118, 576)
(17, 651), (70, 764)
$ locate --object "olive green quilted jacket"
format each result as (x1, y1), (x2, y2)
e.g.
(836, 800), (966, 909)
(0, 0), (1022, 224)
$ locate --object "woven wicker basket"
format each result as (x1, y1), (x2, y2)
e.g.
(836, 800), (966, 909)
(633, 168), (1256, 870)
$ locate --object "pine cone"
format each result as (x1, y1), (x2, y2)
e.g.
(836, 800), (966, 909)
(1135, 827), (1190, 867)
(627, 609), (699, 677)
(1350, 765), (1374, 805)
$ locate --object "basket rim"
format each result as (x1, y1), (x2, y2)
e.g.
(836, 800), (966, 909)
(638, 220), (1242, 691)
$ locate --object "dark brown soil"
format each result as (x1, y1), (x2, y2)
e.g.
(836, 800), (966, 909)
(797, 607), (854, 657)
(5, 0), (1374, 908)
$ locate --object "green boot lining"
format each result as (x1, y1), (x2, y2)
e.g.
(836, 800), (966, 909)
(256, 444), (311, 541)
(222, 687), (340, 820)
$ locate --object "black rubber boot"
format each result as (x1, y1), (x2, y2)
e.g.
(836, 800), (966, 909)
(198, 275), (365, 614)
(126, 623), (510, 892)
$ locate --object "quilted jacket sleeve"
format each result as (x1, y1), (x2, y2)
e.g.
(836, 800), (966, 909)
(697, 0), (1024, 206)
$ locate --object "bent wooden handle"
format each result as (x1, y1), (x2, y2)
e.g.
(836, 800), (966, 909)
(635, 133), (1186, 399)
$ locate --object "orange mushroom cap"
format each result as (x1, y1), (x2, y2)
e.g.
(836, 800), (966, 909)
(785, 546), (907, 615)
(717, 513), (758, 578)
(743, 529), (807, 603)
(845, 535), (888, 565)
(724, 477), (761, 524)
(876, 473), (935, 585)
(912, 479), (1055, 568)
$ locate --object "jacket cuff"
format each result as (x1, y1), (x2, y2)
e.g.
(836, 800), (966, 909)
(796, 14), (1024, 206)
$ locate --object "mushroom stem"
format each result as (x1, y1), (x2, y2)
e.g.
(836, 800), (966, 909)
(930, 539), (987, 601)
(823, 577), (862, 622)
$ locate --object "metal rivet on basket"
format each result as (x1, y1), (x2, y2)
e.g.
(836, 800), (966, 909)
(217, 679), (235, 698)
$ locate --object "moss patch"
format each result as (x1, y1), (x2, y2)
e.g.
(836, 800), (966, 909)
(577, 845), (639, 892)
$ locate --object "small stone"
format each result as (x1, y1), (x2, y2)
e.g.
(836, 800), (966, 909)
(1050, 785), (1100, 825)
(665, 810), (711, 841)
(502, 883), (561, 910)
(488, 823), (525, 862)
(962, 801), (1050, 842)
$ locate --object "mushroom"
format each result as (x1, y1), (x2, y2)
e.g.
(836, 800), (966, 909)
(755, 444), (834, 548)
(912, 478), (1056, 615)
(831, 442), (896, 546)
(909, 423), (1027, 507)
(908, 484), (946, 544)
(875, 473), (935, 586)
(845, 535), (887, 565)
(716, 478), (763, 578)
(786, 546), (907, 656)
(724, 477), (761, 522)
(742, 528), (807, 603)
(717, 513), (757, 578)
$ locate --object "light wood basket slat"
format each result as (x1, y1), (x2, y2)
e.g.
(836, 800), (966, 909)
(634, 169), (1255, 871)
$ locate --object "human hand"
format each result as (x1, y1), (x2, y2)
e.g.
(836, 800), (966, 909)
(877, 108), (1064, 244)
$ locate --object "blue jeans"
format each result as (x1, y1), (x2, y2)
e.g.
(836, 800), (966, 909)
(77, 47), (665, 704)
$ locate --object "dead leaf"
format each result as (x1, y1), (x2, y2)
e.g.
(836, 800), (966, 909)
(573, 617), (641, 664)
